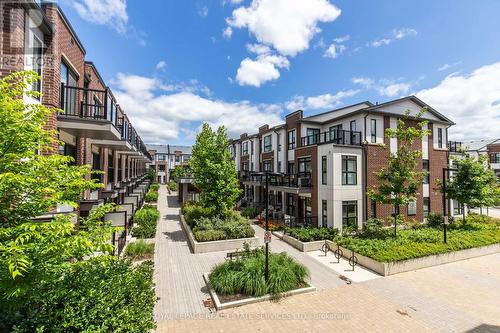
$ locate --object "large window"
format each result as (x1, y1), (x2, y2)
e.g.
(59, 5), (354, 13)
(342, 155), (357, 185)
(453, 200), (463, 215)
(370, 200), (377, 218)
(306, 128), (320, 145)
(490, 153), (500, 164)
(322, 200), (328, 226)
(342, 201), (357, 229)
(407, 200), (417, 216)
(370, 119), (377, 143)
(329, 124), (342, 141)
(321, 155), (327, 185)
(263, 135), (272, 152)
(26, 17), (43, 97)
(60, 62), (78, 115)
(287, 162), (295, 174)
(298, 157), (312, 174)
(423, 197), (430, 218)
(242, 142), (248, 155)
(437, 127), (443, 148)
(277, 161), (282, 173)
(108, 152), (114, 184)
(287, 194), (295, 215)
(350, 120), (356, 132)
(422, 159), (429, 184)
(277, 133), (281, 152)
(250, 141), (254, 155)
(263, 160), (272, 172)
(288, 130), (296, 150)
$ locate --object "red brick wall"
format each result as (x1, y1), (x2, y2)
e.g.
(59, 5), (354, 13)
(261, 151), (274, 171)
(428, 123), (447, 215)
(0, 3), (26, 77)
(295, 145), (318, 226)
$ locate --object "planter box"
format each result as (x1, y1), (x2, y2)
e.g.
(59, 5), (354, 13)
(203, 273), (315, 311)
(282, 234), (325, 252)
(179, 214), (259, 254)
(325, 240), (500, 276)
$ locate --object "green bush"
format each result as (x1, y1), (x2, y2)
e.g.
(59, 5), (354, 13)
(363, 218), (385, 235)
(209, 249), (308, 297)
(285, 227), (337, 242)
(0, 257), (156, 333)
(193, 229), (227, 242)
(427, 212), (444, 228)
(182, 201), (214, 228)
(145, 190), (159, 202)
(241, 206), (260, 219)
(125, 239), (155, 260)
(149, 183), (160, 192)
(132, 207), (160, 238)
(193, 215), (254, 241)
(467, 213), (500, 225)
(168, 180), (177, 192)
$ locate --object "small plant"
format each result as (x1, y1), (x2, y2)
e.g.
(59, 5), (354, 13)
(363, 218), (384, 235)
(149, 183), (160, 192)
(145, 190), (159, 203)
(125, 239), (155, 260)
(426, 212), (444, 228)
(193, 229), (227, 242)
(168, 180), (178, 192)
(241, 206), (260, 219)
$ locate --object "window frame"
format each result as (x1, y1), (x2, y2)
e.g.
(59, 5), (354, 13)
(306, 128), (320, 145)
(370, 119), (377, 143)
(423, 197), (430, 217)
(407, 200), (417, 216)
(342, 201), (358, 229)
(242, 142), (248, 155)
(437, 127), (443, 148)
(422, 159), (430, 184)
(263, 135), (272, 152)
(370, 200), (377, 218)
(288, 130), (296, 150)
(321, 155), (327, 185)
(322, 200), (328, 226)
(341, 155), (357, 185)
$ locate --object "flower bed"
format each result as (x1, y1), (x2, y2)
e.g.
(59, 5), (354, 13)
(256, 218), (286, 231)
(131, 205), (160, 238)
(285, 227), (338, 242)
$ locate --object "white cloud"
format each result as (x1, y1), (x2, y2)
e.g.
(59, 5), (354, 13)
(352, 76), (411, 97)
(198, 5), (209, 17)
(226, 0), (341, 56)
(246, 43), (272, 55)
(235, 54), (290, 87)
(417, 62), (500, 140)
(323, 43), (346, 59)
(222, 26), (233, 39)
(111, 73), (283, 142)
(286, 89), (359, 110)
(73, 0), (128, 33)
(370, 28), (417, 48)
(438, 61), (462, 72)
(223, 0), (245, 5)
(333, 35), (350, 43)
(156, 61), (167, 71)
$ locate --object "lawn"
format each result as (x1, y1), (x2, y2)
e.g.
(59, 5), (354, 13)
(335, 215), (500, 262)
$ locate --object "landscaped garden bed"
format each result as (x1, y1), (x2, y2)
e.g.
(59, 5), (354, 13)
(280, 227), (338, 252)
(180, 202), (258, 253)
(204, 247), (315, 310)
(131, 205), (160, 239)
(330, 214), (500, 275)
(124, 239), (155, 261)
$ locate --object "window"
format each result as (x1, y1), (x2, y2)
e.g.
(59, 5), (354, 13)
(342, 201), (357, 229)
(490, 153), (500, 164)
(370, 119), (377, 143)
(277, 133), (281, 152)
(288, 130), (296, 150)
(108, 152), (114, 184)
(306, 128), (320, 145)
(159, 164), (166, 171)
(422, 159), (429, 184)
(263, 160), (272, 172)
(370, 200), (377, 218)
(263, 135), (272, 152)
(250, 141), (254, 155)
(30, 35), (43, 96)
(342, 155), (357, 185)
(175, 155), (180, 162)
(407, 200), (417, 216)
(329, 124), (342, 141)
(59, 143), (77, 165)
(298, 157), (312, 174)
(287, 162), (295, 174)
(287, 194), (295, 215)
(157, 154), (166, 161)
(26, 17), (43, 97)
(242, 142), (248, 155)
(321, 156), (327, 185)
(322, 200), (328, 226)
(350, 120), (356, 132)
(437, 127), (443, 148)
(277, 161), (282, 173)
(60, 62), (78, 115)
(423, 197), (430, 217)
(242, 162), (248, 171)
(453, 200), (463, 216)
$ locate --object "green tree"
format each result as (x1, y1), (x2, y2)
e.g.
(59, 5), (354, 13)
(190, 123), (240, 216)
(368, 110), (430, 236)
(444, 152), (500, 223)
(171, 164), (189, 180)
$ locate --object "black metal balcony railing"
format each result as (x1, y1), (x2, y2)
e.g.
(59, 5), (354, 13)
(239, 171), (312, 188)
(448, 141), (463, 153)
(300, 129), (362, 147)
(283, 216), (317, 228)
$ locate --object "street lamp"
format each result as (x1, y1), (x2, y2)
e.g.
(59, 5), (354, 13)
(264, 170), (269, 282)
(441, 167), (457, 243)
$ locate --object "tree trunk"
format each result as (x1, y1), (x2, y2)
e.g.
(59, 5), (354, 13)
(394, 205), (400, 237)
(462, 203), (466, 225)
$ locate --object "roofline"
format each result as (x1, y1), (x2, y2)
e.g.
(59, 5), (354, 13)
(84, 61), (106, 88)
(23, 0), (53, 34)
(43, 1), (86, 54)
(301, 101), (374, 121)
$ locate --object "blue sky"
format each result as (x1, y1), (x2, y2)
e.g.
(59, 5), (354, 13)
(60, 0), (500, 144)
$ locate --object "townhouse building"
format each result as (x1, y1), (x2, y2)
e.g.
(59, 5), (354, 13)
(1, 1), (151, 253)
(147, 144), (192, 183)
(230, 96), (454, 231)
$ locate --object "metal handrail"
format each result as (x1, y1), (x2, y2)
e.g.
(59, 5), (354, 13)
(301, 129), (362, 147)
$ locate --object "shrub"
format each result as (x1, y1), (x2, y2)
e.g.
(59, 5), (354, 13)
(241, 206), (260, 219)
(132, 207), (160, 238)
(467, 213), (500, 225)
(125, 239), (155, 260)
(363, 218), (384, 235)
(145, 190), (159, 202)
(182, 202), (214, 228)
(194, 229), (227, 242)
(285, 227), (337, 242)
(209, 250), (309, 297)
(0, 257), (156, 332)
(193, 215), (255, 241)
(168, 180), (178, 192)
(427, 212), (444, 228)
(149, 183), (160, 192)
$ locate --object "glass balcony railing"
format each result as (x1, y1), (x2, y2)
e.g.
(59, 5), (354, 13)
(300, 129), (362, 147)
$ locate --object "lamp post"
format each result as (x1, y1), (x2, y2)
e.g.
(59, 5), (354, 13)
(264, 171), (269, 282)
(441, 167), (457, 243)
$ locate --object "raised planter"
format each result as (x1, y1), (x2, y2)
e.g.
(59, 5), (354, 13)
(203, 273), (315, 311)
(282, 233), (325, 252)
(179, 214), (259, 254)
(325, 240), (500, 276)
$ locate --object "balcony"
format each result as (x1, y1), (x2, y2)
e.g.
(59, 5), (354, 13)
(448, 141), (463, 153)
(239, 171), (312, 195)
(300, 129), (362, 147)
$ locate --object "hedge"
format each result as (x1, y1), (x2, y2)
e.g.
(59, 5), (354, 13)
(132, 206), (160, 238)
